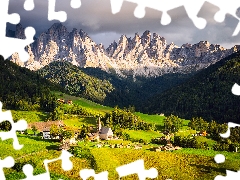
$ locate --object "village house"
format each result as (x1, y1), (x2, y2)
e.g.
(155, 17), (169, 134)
(42, 127), (51, 139)
(28, 120), (64, 140)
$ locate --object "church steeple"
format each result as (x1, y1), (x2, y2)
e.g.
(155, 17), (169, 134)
(97, 116), (102, 132)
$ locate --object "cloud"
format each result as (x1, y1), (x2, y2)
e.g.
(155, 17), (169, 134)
(7, 0), (240, 49)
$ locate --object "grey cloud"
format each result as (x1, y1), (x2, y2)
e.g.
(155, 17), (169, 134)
(7, 0), (240, 49)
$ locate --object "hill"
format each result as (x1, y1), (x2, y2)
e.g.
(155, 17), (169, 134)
(38, 61), (114, 104)
(38, 62), (193, 109)
(144, 51), (240, 123)
(0, 56), (63, 111)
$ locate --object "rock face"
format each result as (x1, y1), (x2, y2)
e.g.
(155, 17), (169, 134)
(9, 23), (240, 77)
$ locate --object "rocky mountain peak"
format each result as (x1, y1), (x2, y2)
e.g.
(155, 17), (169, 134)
(8, 23), (240, 78)
(79, 29), (89, 40)
(141, 30), (151, 47)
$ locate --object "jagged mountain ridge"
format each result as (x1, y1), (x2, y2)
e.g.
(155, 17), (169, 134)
(9, 23), (240, 77)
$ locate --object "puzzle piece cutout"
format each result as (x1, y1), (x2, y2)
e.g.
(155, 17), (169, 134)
(214, 154), (226, 164)
(215, 170), (240, 180)
(1, 0), (82, 62)
(116, 159), (158, 180)
(220, 122), (240, 138)
(110, 0), (207, 29)
(232, 83), (240, 96)
(80, 160), (157, 180)
(0, 0), (36, 62)
(0, 156), (15, 180)
(213, 82), (240, 179)
(70, 0), (81, 9)
(48, 0), (67, 22)
(79, 169), (109, 180)
(21, 150), (73, 180)
(0, 102), (27, 150)
(205, 0), (240, 36)
(24, 0), (34, 11)
(110, 0), (240, 36)
(23, 0), (81, 22)
(219, 83), (240, 138)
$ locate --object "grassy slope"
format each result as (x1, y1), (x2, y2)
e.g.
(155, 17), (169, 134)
(2, 135), (89, 180)
(54, 91), (113, 113)
(2, 136), (240, 180)
(123, 129), (162, 142)
(63, 116), (96, 128)
(11, 110), (48, 123)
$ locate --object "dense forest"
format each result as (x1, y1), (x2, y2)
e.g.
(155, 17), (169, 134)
(37, 61), (193, 109)
(80, 67), (193, 109)
(38, 61), (114, 103)
(144, 51), (240, 123)
(0, 56), (63, 111)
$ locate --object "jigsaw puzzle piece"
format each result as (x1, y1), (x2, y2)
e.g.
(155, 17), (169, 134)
(21, 150), (73, 180)
(116, 159), (158, 180)
(110, 0), (206, 28)
(48, 0), (67, 22)
(220, 122), (240, 138)
(206, 0), (240, 36)
(0, 0), (20, 38)
(0, 27), (35, 62)
(21, 164), (50, 180)
(44, 150), (73, 173)
(232, 83), (240, 96)
(24, 0), (35, 11)
(0, 102), (28, 150)
(206, 0), (240, 22)
(215, 170), (240, 180)
(79, 169), (108, 180)
(70, 0), (81, 9)
(214, 154), (226, 164)
(0, 156), (15, 180)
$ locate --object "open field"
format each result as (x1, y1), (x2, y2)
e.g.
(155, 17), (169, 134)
(11, 110), (48, 123)
(135, 112), (190, 131)
(54, 91), (113, 113)
(3, 96), (239, 180)
(2, 136), (239, 180)
(135, 112), (165, 126)
(63, 116), (97, 128)
(123, 129), (162, 142)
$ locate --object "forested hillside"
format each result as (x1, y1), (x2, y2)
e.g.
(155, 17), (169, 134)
(144, 51), (240, 123)
(0, 56), (63, 111)
(76, 67), (193, 109)
(38, 61), (114, 103)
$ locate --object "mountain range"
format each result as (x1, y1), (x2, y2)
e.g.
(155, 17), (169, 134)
(5, 23), (240, 123)
(8, 23), (240, 78)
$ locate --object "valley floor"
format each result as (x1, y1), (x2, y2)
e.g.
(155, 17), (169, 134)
(2, 135), (240, 180)
(2, 95), (239, 180)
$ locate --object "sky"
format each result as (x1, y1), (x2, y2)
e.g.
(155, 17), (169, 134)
(7, 0), (240, 49)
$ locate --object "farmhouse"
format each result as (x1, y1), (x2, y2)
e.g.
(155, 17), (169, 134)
(28, 121), (64, 139)
(42, 127), (51, 139)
